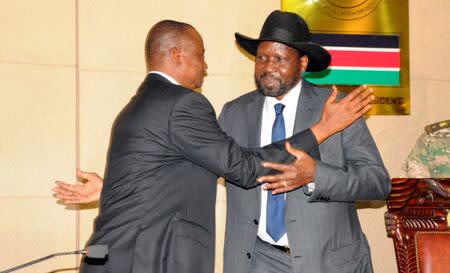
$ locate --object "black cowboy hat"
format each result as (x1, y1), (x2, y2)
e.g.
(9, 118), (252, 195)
(235, 10), (331, 72)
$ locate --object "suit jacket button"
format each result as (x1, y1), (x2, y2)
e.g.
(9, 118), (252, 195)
(246, 253), (251, 259)
(253, 219), (258, 225)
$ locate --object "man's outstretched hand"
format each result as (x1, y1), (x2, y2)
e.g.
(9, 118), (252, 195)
(257, 142), (316, 194)
(53, 169), (103, 205)
(311, 85), (374, 144)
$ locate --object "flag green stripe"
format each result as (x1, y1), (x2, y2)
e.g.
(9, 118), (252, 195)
(303, 69), (400, 86)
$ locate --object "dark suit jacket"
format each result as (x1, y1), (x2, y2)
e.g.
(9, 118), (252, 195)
(219, 80), (390, 273)
(81, 73), (319, 273)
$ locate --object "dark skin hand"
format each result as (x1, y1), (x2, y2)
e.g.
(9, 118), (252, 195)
(258, 142), (316, 194)
(257, 85), (375, 194)
(311, 85), (373, 143)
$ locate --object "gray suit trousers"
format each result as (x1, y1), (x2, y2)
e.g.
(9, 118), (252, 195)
(249, 238), (293, 273)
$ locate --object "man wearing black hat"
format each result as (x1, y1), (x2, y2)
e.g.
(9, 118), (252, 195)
(52, 12), (385, 273)
(219, 10), (390, 273)
(51, 18), (376, 273)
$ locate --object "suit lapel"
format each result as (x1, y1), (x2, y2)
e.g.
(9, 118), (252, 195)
(288, 81), (322, 210)
(245, 92), (265, 148)
(294, 80), (321, 132)
(245, 92), (265, 205)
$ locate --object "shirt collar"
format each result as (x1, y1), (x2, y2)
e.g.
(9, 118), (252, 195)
(148, 71), (180, 85)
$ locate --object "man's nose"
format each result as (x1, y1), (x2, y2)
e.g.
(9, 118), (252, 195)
(263, 59), (278, 72)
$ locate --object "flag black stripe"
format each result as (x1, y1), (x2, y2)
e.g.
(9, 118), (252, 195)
(311, 33), (399, 48)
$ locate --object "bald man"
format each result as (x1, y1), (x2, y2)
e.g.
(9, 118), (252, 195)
(63, 20), (374, 273)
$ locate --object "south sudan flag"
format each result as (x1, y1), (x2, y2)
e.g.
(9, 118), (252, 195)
(304, 33), (400, 86)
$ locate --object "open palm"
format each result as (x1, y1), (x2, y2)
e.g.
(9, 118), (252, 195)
(53, 169), (103, 204)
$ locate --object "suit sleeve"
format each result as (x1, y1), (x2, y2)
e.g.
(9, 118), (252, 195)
(309, 117), (391, 202)
(168, 92), (318, 189)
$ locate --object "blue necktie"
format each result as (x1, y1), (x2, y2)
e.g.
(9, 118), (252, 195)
(266, 103), (286, 242)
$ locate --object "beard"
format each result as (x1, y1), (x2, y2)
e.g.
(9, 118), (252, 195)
(255, 72), (300, 97)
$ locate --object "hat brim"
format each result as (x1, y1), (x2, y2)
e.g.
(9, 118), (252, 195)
(235, 32), (331, 72)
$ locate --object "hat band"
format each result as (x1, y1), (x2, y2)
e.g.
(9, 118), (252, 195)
(260, 26), (308, 43)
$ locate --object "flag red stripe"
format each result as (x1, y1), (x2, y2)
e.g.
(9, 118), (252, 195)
(328, 50), (400, 68)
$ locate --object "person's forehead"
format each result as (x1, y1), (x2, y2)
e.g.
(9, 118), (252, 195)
(257, 41), (297, 54)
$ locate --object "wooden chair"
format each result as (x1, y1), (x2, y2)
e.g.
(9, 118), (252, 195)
(387, 178), (450, 273)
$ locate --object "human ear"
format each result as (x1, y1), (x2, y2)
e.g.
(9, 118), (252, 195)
(168, 47), (182, 65)
(300, 55), (309, 72)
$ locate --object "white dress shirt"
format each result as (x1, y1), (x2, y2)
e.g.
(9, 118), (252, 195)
(257, 80), (315, 246)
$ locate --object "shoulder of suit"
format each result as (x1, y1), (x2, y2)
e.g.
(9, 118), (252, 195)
(305, 81), (351, 100)
(172, 89), (213, 113)
(144, 74), (207, 99)
(137, 75), (212, 113)
(302, 81), (334, 100)
(224, 90), (260, 106)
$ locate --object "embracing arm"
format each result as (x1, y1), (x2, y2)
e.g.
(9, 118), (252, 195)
(53, 85), (375, 203)
(168, 91), (319, 189)
(53, 169), (103, 205)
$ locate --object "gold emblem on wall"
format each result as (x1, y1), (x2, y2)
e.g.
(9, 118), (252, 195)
(317, 0), (381, 20)
(282, 0), (410, 115)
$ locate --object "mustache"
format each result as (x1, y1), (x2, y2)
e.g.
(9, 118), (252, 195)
(258, 72), (282, 81)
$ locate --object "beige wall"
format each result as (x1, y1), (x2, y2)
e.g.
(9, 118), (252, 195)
(1, 1), (449, 272)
